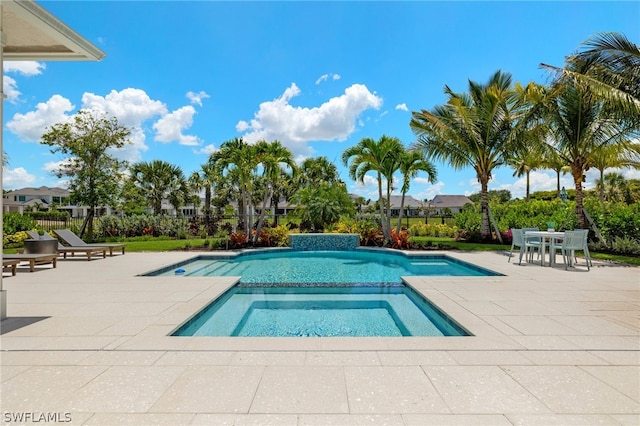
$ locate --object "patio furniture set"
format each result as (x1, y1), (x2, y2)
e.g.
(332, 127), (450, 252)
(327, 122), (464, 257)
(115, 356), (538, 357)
(508, 228), (592, 270)
(2, 229), (125, 274)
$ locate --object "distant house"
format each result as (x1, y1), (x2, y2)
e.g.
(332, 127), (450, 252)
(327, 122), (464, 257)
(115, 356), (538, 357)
(2, 186), (116, 217)
(427, 195), (473, 215)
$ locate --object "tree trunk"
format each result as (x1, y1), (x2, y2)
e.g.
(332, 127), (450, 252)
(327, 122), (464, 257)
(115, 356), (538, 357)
(525, 170), (530, 202)
(204, 187), (211, 228)
(376, 172), (389, 243)
(573, 165), (587, 229)
(396, 193), (406, 235)
(556, 170), (561, 198)
(480, 179), (491, 240)
(598, 169), (605, 204)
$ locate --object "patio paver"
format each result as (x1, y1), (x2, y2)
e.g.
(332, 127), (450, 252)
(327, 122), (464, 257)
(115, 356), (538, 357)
(1, 250), (638, 424)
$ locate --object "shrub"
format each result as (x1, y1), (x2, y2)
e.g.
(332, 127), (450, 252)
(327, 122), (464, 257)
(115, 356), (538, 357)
(259, 225), (289, 247)
(390, 229), (411, 250)
(408, 223), (457, 238)
(3, 213), (37, 235)
(229, 231), (248, 249)
(3, 231), (30, 248)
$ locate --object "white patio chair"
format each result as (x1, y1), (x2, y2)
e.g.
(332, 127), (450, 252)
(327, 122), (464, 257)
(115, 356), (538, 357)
(508, 229), (534, 264)
(560, 229), (592, 271)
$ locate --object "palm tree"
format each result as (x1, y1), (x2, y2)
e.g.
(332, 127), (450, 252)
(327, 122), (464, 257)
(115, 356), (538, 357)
(212, 138), (259, 234)
(342, 135), (403, 243)
(189, 162), (218, 227)
(599, 172), (632, 203)
(540, 147), (570, 199)
(410, 70), (527, 240)
(297, 156), (341, 188)
(541, 32), (640, 119)
(591, 142), (640, 203)
(540, 57), (640, 228)
(395, 150), (437, 234)
(253, 140), (295, 242)
(130, 160), (187, 215)
(506, 142), (546, 201)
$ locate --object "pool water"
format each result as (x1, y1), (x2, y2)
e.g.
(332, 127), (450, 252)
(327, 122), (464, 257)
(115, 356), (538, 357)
(172, 286), (470, 337)
(146, 250), (499, 284)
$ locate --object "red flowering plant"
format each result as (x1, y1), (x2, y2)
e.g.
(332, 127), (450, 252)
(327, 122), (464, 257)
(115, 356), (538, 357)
(390, 229), (411, 250)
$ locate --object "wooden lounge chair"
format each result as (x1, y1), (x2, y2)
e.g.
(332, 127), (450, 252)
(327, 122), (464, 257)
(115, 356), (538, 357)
(3, 254), (57, 272)
(26, 231), (107, 261)
(3, 258), (21, 275)
(54, 229), (125, 256)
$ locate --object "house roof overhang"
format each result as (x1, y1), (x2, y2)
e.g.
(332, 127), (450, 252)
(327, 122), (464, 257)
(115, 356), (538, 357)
(1, 0), (105, 61)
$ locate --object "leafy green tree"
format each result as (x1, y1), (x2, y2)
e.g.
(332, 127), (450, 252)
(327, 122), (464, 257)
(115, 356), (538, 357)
(342, 135), (403, 243)
(130, 160), (187, 215)
(189, 162), (219, 226)
(468, 190), (512, 203)
(411, 71), (530, 240)
(297, 156), (341, 188)
(119, 178), (147, 215)
(40, 110), (131, 239)
(292, 182), (355, 232)
(253, 140), (296, 242)
(211, 138), (260, 235)
(396, 149), (437, 234)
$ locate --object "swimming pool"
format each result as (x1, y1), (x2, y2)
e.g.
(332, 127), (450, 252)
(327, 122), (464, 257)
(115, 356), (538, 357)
(144, 249), (500, 283)
(172, 285), (470, 337)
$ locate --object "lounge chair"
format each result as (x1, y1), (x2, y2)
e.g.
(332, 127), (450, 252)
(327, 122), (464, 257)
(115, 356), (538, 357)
(26, 231), (107, 261)
(3, 254), (57, 272)
(54, 229), (125, 256)
(3, 258), (21, 275)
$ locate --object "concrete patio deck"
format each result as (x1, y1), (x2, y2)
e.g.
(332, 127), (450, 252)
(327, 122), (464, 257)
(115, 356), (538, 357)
(1, 250), (638, 425)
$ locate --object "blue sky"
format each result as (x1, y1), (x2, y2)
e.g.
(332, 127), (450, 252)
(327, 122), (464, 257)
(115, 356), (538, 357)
(3, 1), (639, 201)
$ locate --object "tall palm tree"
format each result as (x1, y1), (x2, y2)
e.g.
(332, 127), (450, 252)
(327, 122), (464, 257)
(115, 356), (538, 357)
(410, 70), (527, 240)
(541, 57), (640, 228)
(342, 135), (403, 242)
(541, 32), (640, 119)
(506, 142), (545, 201)
(212, 138), (259, 234)
(253, 140), (295, 242)
(189, 162), (218, 227)
(395, 149), (437, 234)
(130, 160), (187, 215)
(540, 146), (570, 199)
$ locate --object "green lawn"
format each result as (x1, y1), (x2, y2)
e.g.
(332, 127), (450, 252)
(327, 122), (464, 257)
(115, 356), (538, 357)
(5, 235), (639, 266)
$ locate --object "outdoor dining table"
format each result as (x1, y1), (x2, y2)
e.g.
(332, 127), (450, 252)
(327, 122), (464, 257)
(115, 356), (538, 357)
(524, 231), (565, 267)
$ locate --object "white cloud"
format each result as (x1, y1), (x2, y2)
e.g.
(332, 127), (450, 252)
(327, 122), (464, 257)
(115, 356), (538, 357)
(153, 105), (201, 146)
(3, 61), (45, 76)
(315, 73), (341, 85)
(414, 181), (446, 201)
(315, 74), (329, 85)
(497, 170), (573, 199)
(81, 88), (167, 128)
(186, 90), (210, 106)
(6, 95), (75, 141)
(395, 103), (408, 112)
(237, 83), (383, 157)
(3, 76), (21, 103)
(2, 167), (36, 189)
(194, 144), (217, 156)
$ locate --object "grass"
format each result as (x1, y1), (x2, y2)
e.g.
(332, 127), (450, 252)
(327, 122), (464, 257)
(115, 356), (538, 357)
(5, 235), (639, 266)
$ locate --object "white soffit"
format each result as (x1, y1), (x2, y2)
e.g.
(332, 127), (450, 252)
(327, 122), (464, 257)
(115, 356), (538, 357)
(2, 0), (105, 61)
